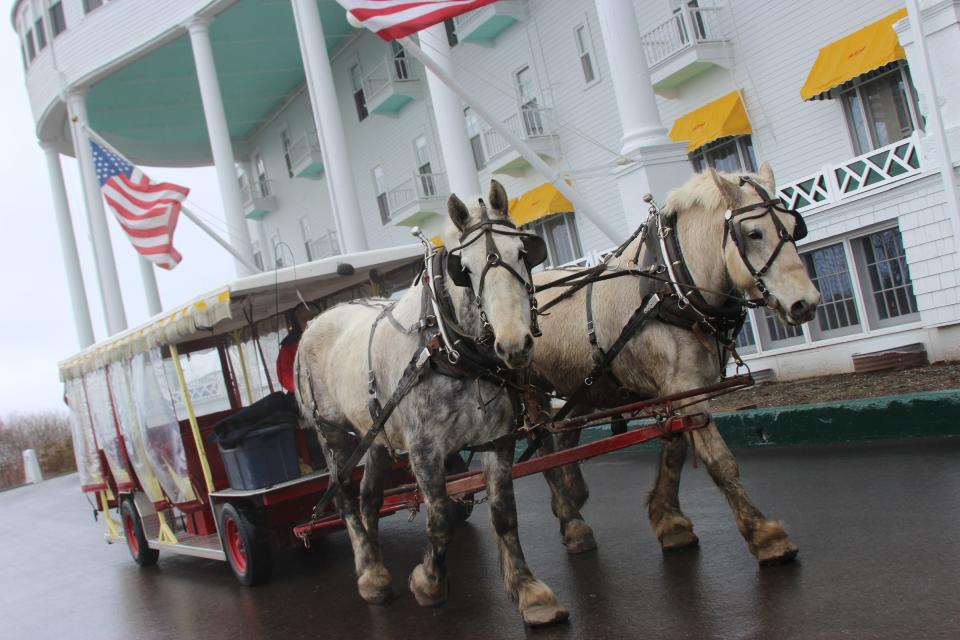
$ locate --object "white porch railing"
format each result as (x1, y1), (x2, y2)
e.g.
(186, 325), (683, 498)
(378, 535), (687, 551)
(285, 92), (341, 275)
(307, 228), (340, 261)
(639, 5), (726, 67)
(778, 134), (923, 213)
(385, 172), (449, 220)
(289, 130), (321, 169)
(241, 178), (273, 205)
(482, 107), (555, 160)
(363, 52), (415, 103)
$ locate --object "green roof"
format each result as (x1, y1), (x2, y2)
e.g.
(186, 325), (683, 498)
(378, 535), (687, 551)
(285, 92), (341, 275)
(85, 0), (356, 166)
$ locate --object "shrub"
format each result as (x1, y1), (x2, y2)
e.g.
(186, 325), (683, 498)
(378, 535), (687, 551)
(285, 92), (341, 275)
(0, 411), (75, 489)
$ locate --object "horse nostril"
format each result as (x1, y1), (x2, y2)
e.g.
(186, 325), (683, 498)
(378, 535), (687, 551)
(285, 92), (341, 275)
(494, 340), (507, 359)
(523, 334), (534, 353)
(790, 300), (810, 319)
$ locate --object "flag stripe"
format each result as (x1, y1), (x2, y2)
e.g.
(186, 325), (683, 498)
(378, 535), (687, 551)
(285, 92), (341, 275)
(337, 0), (496, 41)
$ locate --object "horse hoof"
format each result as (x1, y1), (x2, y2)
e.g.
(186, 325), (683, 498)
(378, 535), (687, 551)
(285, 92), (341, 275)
(661, 528), (699, 552)
(562, 520), (598, 554)
(522, 605), (570, 627)
(409, 564), (448, 607)
(750, 521), (798, 566)
(357, 566), (393, 605)
(758, 543), (799, 566)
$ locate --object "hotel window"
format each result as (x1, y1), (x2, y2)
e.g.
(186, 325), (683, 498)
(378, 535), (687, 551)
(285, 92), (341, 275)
(391, 41), (409, 80)
(413, 135), (436, 197)
(372, 165), (389, 224)
(251, 241), (264, 272)
(515, 66), (544, 136)
(300, 217), (316, 262)
(34, 18), (46, 50)
(49, 2), (66, 36)
(574, 24), (597, 85)
(757, 306), (805, 350)
(803, 243), (861, 339)
(839, 62), (921, 155)
(734, 312), (758, 355)
(464, 107), (485, 170)
(25, 30), (36, 61)
(83, 0), (104, 14)
(280, 129), (293, 179)
(253, 153), (270, 196)
(690, 135), (756, 173)
(852, 227), (919, 329)
(524, 213), (583, 267)
(444, 19), (458, 47)
(349, 64), (368, 122)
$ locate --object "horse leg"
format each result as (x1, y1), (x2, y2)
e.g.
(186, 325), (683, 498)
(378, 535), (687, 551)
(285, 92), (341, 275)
(690, 421), (798, 565)
(647, 435), (699, 551)
(484, 446), (568, 627)
(406, 448), (454, 607)
(539, 429), (597, 554)
(359, 444), (391, 547)
(319, 426), (393, 603)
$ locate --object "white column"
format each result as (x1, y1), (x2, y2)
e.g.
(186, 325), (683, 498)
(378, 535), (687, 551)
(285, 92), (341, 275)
(594, 0), (673, 154)
(186, 16), (257, 276)
(420, 23), (482, 198)
(291, 0), (368, 254)
(41, 142), (95, 347)
(138, 257), (162, 316)
(594, 0), (692, 228)
(67, 91), (128, 335)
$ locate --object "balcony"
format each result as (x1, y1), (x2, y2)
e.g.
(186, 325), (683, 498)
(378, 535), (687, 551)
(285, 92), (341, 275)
(242, 179), (277, 220)
(289, 131), (324, 179)
(479, 107), (560, 177)
(639, 6), (732, 98)
(453, 0), (527, 43)
(777, 134), (923, 213)
(363, 53), (422, 115)
(382, 172), (449, 227)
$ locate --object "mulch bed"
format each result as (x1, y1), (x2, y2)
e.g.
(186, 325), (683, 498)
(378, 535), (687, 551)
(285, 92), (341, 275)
(711, 361), (960, 412)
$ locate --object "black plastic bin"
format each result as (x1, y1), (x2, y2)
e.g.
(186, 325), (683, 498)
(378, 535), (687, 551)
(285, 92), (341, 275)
(210, 392), (301, 490)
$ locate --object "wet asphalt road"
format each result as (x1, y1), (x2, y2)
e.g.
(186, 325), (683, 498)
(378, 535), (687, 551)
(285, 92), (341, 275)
(2, 438), (959, 640)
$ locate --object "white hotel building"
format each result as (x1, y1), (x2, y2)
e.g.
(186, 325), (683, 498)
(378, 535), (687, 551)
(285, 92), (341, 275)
(13, 0), (960, 381)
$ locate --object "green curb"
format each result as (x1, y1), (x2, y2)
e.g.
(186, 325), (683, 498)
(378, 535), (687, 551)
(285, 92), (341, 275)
(564, 389), (960, 452)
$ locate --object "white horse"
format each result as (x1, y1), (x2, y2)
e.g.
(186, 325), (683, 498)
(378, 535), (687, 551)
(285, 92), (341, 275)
(532, 165), (821, 565)
(295, 181), (568, 627)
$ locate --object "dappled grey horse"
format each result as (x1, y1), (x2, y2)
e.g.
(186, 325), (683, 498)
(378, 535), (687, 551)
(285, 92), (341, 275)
(295, 181), (568, 627)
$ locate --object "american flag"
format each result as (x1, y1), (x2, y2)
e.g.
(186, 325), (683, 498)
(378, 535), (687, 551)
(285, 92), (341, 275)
(91, 140), (189, 270)
(337, 0), (498, 41)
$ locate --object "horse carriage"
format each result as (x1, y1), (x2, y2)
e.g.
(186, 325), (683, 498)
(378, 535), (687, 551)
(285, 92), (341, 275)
(62, 169), (817, 627)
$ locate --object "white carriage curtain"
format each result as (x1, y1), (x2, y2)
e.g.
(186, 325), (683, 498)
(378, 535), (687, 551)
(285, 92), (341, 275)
(64, 378), (105, 490)
(84, 369), (133, 487)
(131, 349), (198, 505)
(108, 361), (166, 504)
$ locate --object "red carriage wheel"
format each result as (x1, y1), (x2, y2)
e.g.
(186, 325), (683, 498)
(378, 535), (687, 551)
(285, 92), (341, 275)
(219, 503), (272, 586)
(120, 499), (159, 567)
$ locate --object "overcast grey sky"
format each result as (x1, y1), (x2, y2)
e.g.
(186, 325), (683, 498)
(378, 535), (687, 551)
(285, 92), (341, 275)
(0, 23), (236, 416)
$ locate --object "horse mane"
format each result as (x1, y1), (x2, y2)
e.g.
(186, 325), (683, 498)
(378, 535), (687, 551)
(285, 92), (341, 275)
(664, 169), (767, 217)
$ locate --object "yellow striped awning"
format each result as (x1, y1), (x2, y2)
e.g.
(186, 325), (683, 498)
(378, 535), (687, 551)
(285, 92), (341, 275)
(800, 8), (907, 101)
(668, 91), (752, 153)
(509, 183), (574, 226)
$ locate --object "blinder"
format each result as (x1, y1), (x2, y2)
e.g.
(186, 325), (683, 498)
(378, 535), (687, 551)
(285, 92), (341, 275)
(446, 232), (548, 289)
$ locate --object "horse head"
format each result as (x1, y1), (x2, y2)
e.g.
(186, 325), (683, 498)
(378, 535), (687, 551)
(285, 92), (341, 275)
(708, 163), (820, 325)
(444, 180), (545, 368)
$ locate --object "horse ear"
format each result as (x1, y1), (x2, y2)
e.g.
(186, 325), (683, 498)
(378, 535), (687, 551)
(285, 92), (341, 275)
(758, 161), (776, 192)
(488, 179), (509, 219)
(709, 167), (741, 209)
(448, 193), (471, 231)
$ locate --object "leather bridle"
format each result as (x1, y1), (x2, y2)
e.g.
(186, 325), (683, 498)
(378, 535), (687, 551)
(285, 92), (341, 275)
(444, 199), (547, 337)
(722, 176), (808, 310)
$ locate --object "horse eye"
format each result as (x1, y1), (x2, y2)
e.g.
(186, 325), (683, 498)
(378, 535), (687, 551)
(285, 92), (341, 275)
(747, 229), (763, 241)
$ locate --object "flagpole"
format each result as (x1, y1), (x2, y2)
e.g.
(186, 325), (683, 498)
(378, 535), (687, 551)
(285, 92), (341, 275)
(398, 36), (622, 244)
(80, 124), (260, 275)
(180, 205), (260, 273)
(139, 256), (163, 316)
